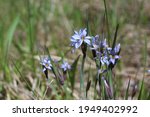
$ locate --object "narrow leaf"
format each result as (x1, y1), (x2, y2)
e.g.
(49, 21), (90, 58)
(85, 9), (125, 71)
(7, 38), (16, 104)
(86, 80), (91, 98)
(69, 55), (80, 91)
(112, 24), (119, 49)
(125, 77), (131, 100)
(104, 0), (110, 46)
(5, 16), (20, 59)
(138, 78), (144, 100)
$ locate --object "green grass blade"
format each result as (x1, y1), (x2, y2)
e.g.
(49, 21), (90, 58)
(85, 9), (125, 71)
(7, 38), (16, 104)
(80, 55), (86, 99)
(94, 73), (98, 99)
(86, 80), (91, 98)
(147, 92), (150, 100)
(125, 77), (131, 100)
(69, 55), (80, 92)
(103, 0), (110, 46)
(112, 24), (119, 49)
(86, 12), (89, 35)
(138, 37), (147, 100)
(138, 78), (144, 100)
(107, 69), (114, 99)
(0, 23), (4, 50)
(4, 16), (20, 59)
(86, 64), (91, 98)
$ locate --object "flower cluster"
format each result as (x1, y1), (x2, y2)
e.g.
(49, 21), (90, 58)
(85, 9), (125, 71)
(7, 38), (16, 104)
(91, 35), (121, 68)
(40, 28), (120, 86)
(70, 28), (121, 71)
(69, 28), (121, 99)
(40, 57), (71, 82)
(40, 57), (71, 72)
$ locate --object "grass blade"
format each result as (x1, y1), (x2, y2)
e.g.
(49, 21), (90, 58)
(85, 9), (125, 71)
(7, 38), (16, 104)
(138, 37), (147, 99)
(125, 77), (131, 100)
(80, 54), (86, 99)
(103, 0), (110, 46)
(138, 78), (144, 100)
(69, 55), (80, 92)
(112, 24), (119, 49)
(86, 80), (91, 98)
(107, 69), (114, 99)
(4, 16), (20, 59)
(86, 63), (92, 98)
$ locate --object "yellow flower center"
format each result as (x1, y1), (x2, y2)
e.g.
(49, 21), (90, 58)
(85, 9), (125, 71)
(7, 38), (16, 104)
(45, 63), (49, 67)
(81, 36), (85, 41)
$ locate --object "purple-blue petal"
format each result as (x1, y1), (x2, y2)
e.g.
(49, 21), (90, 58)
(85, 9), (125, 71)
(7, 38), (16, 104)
(84, 39), (91, 45)
(110, 58), (115, 64)
(72, 35), (81, 40)
(79, 28), (87, 37)
(75, 40), (83, 48)
(115, 55), (120, 59)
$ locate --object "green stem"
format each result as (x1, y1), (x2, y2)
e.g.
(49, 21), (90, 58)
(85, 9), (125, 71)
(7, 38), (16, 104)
(107, 69), (114, 99)
(27, 0), (35, 72)
(80, 55), (86, 99)
(104, 0), (111, 46)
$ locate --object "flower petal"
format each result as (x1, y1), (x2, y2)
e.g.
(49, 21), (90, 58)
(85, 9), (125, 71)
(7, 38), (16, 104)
(85, 36), (92, 39)
(110, 58), (115, 64)
(82, 28), (87, 36)
(84, 39), (91, 45)
(75, 40), (83, 48)
(71, 35), (81, 40)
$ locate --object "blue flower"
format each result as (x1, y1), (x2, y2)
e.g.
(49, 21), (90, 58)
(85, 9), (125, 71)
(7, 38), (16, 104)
(91, 35), (100, 50)
(40, 57), (52, 72)
(96, 51), (109, 66)
(101, 55), (110, 66)
(111, 43), (120, 54)
(99, 39), (107, 50)
(108, 44), (121, 65)
(91, 35), (108, 51)
(95, 41), (121, 66)
(70, 28), (92, 49)
(109, 55), (120, 65)
(61, 61), (71, 72)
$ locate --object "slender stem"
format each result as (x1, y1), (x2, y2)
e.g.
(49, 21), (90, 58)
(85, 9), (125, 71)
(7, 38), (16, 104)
(80, 55), (86, 99)
(104, 0), (111, 46)
(107, 69), (114, 99)
(42, 80), (54, 99)
(94, 75), (98, 99)
(27, 0), (35, 72)
(138, 37), (147, 99)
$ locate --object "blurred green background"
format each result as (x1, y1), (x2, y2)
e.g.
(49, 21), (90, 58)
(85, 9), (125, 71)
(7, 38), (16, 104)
(0, 0), (150, 99)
